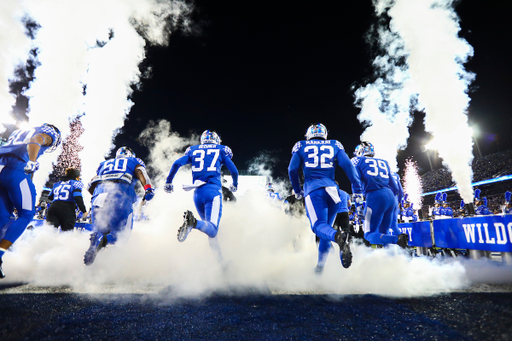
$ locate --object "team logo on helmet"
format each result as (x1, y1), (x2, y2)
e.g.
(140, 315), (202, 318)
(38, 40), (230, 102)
(201, 130), (221, 145)
(355, 141), (375, 157)
(116, 146), (135, 158)
(305, 123), (328, 140)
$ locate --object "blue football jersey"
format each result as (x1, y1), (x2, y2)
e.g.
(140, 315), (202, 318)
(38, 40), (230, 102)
(288, 139), (362, 196)
(0, 125), (60, 170)
(351, 156), (398, 195)
(167, 144), (239, 187)
(93, 156), (145, 188)
(51, 180), (84, 203)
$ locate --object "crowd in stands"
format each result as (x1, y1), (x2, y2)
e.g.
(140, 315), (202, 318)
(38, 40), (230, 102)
(421, 149), (512, 193)
(417, 149), (512, 219)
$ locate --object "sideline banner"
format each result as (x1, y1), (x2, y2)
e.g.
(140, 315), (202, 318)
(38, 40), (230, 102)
(434, 215), (512, 252)
(397, 221), (432, 247)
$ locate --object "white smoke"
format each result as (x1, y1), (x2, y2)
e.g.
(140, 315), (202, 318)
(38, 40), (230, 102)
(0, 122), (484, 298)
(358, 0), (475, 202)
(0, 0), (33, 131)
(0, 0), (190, 193)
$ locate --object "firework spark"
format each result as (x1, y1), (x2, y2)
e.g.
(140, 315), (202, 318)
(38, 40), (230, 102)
(403, 158), (423, 210)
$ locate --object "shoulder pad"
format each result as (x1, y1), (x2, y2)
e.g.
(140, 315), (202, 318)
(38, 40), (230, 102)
(136, 157), (146, 168)
(335, 140), (344, 150)
(350, 157), (360, 166)
(184, 147), (192, 156)
(292, 141), (301, 154)
(73, 181), (84, 190)
(223, 145), (233, 158)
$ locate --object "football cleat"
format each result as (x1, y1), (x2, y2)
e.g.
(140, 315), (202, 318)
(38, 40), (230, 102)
(0, 259), (5, 279)
(314, 265), (324, 275)
(397, 233), (409, 249)
(84, 232), (108, 266)
(177, 210), (197, 242)
(335, 231), (352, 269)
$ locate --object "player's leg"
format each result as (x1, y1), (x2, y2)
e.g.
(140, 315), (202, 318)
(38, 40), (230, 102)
(305, 190), (336, 241)
(193, 186), (223, 238)
(104, 194), (133, 245)
(0, 185), (14, 239)
(364, 190), (397, 245)
(45, 204), (61, 229)
(1, 170), (36, 249)
(389, 199), (401, 236)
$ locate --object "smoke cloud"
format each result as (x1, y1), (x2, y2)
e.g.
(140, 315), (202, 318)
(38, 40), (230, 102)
(0, 122), (487, 298)
(357, 0), (475, 202)
(0, 0), (190, 192)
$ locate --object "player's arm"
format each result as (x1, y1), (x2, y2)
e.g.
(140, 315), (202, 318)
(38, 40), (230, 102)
(27, 133), (53, 161)
(224, 157), (239, 190)
(135, 164), (155, 201)
(288, 152), (303, 196)
(387, 165), (398, 196)
(337, 150), (362, 193)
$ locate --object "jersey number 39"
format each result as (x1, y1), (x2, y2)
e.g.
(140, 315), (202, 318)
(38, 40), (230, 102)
(365, 159), (389, 178)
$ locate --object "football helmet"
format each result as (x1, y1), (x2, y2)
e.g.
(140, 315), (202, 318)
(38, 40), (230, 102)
(42, 123), (61, 153)
(266, 182), (274, 192)
(116, 146), (135, 158)
(355, 141), (375, 157)
(200, 130), (221, 145)
(305, 123), (327, 140)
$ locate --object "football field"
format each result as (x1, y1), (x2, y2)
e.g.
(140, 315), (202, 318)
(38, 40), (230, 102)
(1, 282), (511, 340)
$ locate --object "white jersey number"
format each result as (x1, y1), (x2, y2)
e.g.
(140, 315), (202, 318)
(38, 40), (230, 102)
(365, 159), (389, 178)
(54, 184), (71, 201)
(304, 145), (334, 168)
(4, 129), (36, 146)
(103, 158), (128, 173)
(192, 149), (220, 172)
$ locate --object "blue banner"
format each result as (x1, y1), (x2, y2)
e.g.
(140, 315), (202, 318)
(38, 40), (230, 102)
(397, 221), (433, 247)
(434, 215), (512, 252)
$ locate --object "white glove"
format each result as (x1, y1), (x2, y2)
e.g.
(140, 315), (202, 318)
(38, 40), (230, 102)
(295, 190), (304, 200)
(163, 183), (174, 193)
(353, 193), (364, 205)
(24, 160), (40, 174)
(229, 184), (237, 192)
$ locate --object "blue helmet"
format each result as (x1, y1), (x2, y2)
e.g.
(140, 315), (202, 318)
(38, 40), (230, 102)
(116, 146), (135, 158)
(41, 123), (61, 153)
(305, 123), (328, 140)
(201, 130), (221, 145)
(355, 141), (375, 157)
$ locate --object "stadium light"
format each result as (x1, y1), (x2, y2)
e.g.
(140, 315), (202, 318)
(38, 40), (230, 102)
(470, 125), (482, 158)
(422, 141), (435, 172)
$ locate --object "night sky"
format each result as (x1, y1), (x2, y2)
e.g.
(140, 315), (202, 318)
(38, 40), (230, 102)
(113, 0), (511, 187)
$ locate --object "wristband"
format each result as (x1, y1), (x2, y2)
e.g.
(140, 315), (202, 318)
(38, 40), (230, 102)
(144, 184), (153, 190)
(27, 142), (42, 147)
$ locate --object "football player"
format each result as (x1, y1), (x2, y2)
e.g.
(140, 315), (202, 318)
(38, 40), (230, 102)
(288, 123), (363, 270)
(351, 142), (408, 248)
(46, 167), (88, 231)
(84, 146), (155, 265)
(0, 123), (61, 278)
(164, 130), (238, 261)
